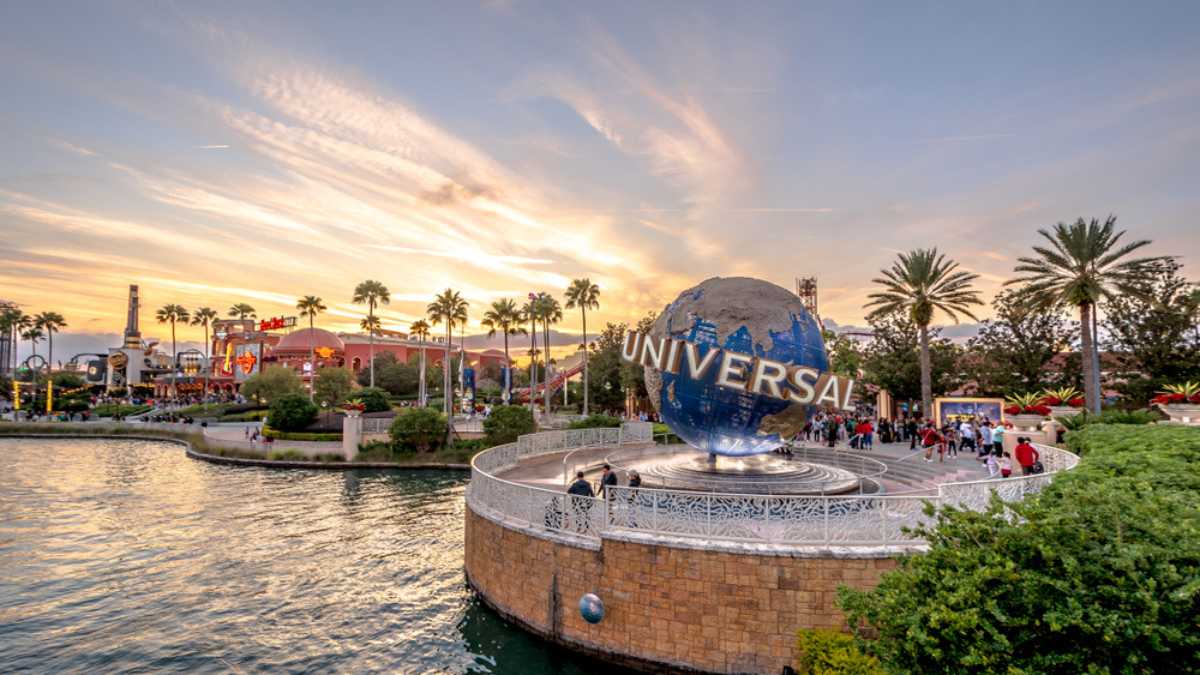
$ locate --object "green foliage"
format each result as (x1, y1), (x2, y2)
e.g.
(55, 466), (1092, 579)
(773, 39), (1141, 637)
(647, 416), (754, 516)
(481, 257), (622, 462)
(652, 422), (681, 445)
(823, 330), (864, 379)
(92, 403), (152, 418)
(567, 414), (622, 429)
(584, 322), (632, 412)
(794, 629), (882, 675)
(267, 393), (318, 431)
(239, 366), (303, 404)
(963, 289), (1079, 397)
(1057, 408), (1161, 432)
(173, 402), (233, 417)
(262, 426), (340, 442)
(860, 312), (960, 409)
(389, 407), (447, 452)
(840, 424), (1200, 673)
(313, 367), (353, 408)
(483, 405), (535, 445)
(217, 410), (269, 423)
(350, 386), (392, 413)
(356, 352), (422, 396)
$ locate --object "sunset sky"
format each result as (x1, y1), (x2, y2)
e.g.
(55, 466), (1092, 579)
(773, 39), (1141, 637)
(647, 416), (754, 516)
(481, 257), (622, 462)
(2, 2), (1198, 356)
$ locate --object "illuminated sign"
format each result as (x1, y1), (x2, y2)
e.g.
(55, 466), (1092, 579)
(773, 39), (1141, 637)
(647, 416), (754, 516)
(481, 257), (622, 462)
(234, 344), (261, 381)
(621, 332), (858, 411)
(258, 316), (297, 331)
(108, 352), (128, 369)
(314, 346), (335, 359)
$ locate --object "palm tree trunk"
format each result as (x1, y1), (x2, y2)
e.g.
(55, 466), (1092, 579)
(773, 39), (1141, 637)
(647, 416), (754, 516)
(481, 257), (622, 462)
(581, 308), (589, 416)
(204, 323), (210, 400)
(171, 320), (177, 398)
(918, 323), (931, 420)
(308, 314), (315, 400)
(444, 324), (452, 416)
(502, 331), (510, 404)
(529, 317), (537, 414)
(543, 321), (551, 415)
(368, 301), (376, 388)
(1080, 301), (1101, 414)
(418, 340), (426, 407)
(47, 330), (53, 373)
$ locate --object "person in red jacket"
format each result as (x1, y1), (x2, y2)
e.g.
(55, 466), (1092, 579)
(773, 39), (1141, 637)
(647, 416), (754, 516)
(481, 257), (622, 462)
(1014, 437), (1041, 475)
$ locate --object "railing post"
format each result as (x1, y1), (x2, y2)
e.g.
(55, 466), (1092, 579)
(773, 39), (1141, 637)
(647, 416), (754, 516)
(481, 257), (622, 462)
(822, 497), (829, 543)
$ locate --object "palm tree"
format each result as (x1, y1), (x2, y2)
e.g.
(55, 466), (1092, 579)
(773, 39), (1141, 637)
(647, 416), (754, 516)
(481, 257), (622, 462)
(1008, 216), (1170, 413)
(156, 304), (190, 398)
(227, 303), (257, 320)
(535, 293), (563, 415)
(427, 289), (467, 416)
(866, 249), (982, 418)
(10, 310), (31, 374)
(565, 279), (600, 416)
(0, 306), (16, 375)
(409, 319), (431, 406)
(352, 280), (390, 388)
(360, 315), (382, 336)
(520, 296), (539, 413)
(190, 307), (218, 398)
(481, 299), (527, 405)
(21, 326), (43, 363)
(296, 295), (327, 397)
(32, 312), (66, 372)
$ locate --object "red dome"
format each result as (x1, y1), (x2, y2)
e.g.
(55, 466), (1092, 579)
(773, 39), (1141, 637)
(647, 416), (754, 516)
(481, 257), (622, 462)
(274, 328), (344, 353)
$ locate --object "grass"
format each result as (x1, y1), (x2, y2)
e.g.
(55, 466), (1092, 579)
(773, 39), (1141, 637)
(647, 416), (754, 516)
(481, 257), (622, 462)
(262, 425), (341, 442)
(92, 404), (153, 418)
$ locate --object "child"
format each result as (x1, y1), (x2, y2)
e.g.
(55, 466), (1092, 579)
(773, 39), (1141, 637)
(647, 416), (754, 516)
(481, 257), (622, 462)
(999, 452), (1013, 478)
(985, 452), (999, 478)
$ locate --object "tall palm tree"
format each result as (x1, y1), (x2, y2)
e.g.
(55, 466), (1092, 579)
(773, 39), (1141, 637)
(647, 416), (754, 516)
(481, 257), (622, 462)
(352, 280), (390, 388)
(427, 289), (466, 416)
(11, 310), (31, 374)
(296, 295), (327, 397)
(0, 305), (16, 376)
(1008, 216), (1170, 413)
(156, 304), (190, 398)
(866, 249), (982, 418)
(452, 297), (469, 409)
(190, 307), (218, 398)
(360, 315), (382, 335)
(535, 293), (562, 415)
(21, 326), (43, 363)
(409, 319), (431, 406)
(520, 296), (539, 413)
(481, 299), (527, 405)
(32, 312), (66, 372)
(564, 279), (600, 416)
(228, 303), (257, 320)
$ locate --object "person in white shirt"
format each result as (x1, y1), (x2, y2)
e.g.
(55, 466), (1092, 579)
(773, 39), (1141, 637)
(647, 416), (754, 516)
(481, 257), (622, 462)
(959, 420), (976, 454)
(980, 421), (994, 454)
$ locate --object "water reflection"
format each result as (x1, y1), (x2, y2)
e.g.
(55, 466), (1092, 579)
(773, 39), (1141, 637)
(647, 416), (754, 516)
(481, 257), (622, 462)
(0, 439), (626, 674)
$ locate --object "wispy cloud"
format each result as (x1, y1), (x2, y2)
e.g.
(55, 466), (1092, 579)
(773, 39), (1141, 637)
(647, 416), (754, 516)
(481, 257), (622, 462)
(47, 138), (97, 156)
(197, 144), (230, 149)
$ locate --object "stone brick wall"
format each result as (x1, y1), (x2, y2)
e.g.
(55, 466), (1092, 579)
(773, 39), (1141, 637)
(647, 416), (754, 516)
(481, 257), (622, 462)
(464, 509), (898, 674)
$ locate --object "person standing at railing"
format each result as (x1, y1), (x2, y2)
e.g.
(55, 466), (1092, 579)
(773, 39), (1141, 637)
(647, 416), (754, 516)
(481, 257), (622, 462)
(567, 471), (593, 497)
(1014, 437), (1041, 475)
(599, 464), (617, 497)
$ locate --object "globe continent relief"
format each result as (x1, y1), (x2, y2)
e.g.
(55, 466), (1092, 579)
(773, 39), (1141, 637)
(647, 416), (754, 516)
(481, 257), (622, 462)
(644, 277), (829, 457)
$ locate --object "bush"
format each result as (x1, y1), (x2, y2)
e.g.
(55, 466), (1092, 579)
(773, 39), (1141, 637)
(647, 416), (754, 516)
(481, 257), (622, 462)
(267, 394), (318, 431)
(483, 405), (535, 446)
(92, 403), (152, 418)
(350, 387), (392, 413)
(1057, 408), (1162, 431)
(652, 422), (681, 445)
(840, 424), (1200, 673)
(389, 407), (447, 452)
(567, 414), (623, 429)
(795, 629), (882, 675)
(262, 425), (340, 442)
(240, 366), (303, 404)
(313, 368), (354, 408)
(218, 410), (269, 423)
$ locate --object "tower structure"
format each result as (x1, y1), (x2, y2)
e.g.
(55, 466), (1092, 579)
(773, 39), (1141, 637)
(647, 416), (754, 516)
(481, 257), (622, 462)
(795, 277), (820, 324)
(123, 285), (141, 348)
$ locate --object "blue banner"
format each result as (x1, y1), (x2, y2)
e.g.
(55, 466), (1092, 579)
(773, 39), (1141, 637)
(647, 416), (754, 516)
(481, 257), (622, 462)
(462, 367), (476, 414)
(500, 366), (511, 403)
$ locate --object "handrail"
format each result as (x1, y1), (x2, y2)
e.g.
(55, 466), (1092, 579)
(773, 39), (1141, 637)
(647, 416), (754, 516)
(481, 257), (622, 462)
(467, 432), (1079, 548)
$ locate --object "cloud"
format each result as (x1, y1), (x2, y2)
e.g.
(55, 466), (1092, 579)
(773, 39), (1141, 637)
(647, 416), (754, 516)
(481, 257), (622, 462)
(47, 138), (98, 156)
(197, 144), (230, 149)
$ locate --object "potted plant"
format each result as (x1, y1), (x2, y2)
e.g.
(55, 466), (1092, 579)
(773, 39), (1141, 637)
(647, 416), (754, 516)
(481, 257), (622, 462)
(1038, 386), (1086, 418)
(1151, 382), (1200, 425)
(341, 401), (366, 418)
(1004, 393), (1051, 431)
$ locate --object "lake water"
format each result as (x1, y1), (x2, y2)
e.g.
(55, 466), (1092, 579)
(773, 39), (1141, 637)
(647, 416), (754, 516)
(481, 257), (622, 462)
(0, 438), (617, 674)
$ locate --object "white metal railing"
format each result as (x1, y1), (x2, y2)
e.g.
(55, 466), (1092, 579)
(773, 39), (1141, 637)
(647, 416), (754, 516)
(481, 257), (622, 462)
(362, 417), (391, 434)
(467, 436), (1079, 548)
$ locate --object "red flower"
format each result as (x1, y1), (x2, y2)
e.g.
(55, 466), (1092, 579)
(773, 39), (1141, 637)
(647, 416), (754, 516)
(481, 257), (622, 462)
(1004, 405), (1021, 415)
(1039, 396), (1063, 406)
(1190, 393), (1200, 404)
(1151, 394), (1171, 405)
(1066, 397), (1085, 407)
(1027, 404), (1052, 416)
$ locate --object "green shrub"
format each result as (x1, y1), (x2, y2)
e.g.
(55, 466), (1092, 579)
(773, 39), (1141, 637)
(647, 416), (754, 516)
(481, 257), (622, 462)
(267, 449), (308, 461)
(262, 425), (341, 442)
(92, 403), (152, 418)
(652, 422), (681, 445)
(483, 405), (535, 446)
(350, 387), (392, 413)
(840, 424), (1200, 673)
(450, 438), (487, 453)
(218, 410), (269, 423)
(267, 394), (318, 431)
(240, 366), (303, 404)
(1056, 408), (1162, 432)
(389, 407), (447, 452)
(567, 414), (623, 429)
(795, 629), (882, 675)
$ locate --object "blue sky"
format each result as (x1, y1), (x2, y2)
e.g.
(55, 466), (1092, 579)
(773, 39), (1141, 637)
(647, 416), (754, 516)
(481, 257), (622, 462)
(1, 1), (1198, 348)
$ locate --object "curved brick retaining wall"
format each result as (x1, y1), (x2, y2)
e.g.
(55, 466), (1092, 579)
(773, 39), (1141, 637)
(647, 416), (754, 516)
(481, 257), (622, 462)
(464, 508), (897, 673)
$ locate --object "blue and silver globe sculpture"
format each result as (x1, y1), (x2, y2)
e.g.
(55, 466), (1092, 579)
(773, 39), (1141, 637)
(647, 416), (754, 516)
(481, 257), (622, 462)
(645, 277), (829, 457)
(579, 593), (604, 624)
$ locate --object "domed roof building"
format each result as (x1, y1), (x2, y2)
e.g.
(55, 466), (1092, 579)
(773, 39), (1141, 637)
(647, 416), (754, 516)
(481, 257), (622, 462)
(271, 328), (345, 380)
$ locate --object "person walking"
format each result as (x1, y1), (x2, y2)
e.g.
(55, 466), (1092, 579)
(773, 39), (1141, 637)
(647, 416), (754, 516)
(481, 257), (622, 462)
(599, 464), (618, 498)
(992, 422), (1006, 456)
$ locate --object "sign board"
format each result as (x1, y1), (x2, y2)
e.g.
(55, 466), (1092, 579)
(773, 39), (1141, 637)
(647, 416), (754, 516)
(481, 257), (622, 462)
(234, 344), (261, 381)
(935, 397), (1005, 426)
(462, 367), (476, 413)
(258, 316), (297, 331)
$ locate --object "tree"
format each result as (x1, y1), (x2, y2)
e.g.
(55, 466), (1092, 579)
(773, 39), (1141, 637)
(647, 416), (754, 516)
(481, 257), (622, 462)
(1009, 216), (1171, 414)
(155, 304), (189, 397)
(860, 312), (961, 410)
(565, 278), (601, 416)
(866, 248), (982, 418)
(962, 289), (1079, 397)
(20, 326), (42, 364)
(483, 405), (536, 445)
(190, 307), (218, 398)
(480, 298), (526, 405)
(427, 289), (467, 417)
(409, 319), (431, 406)
(296, 295), (327, 397)
(352, 280), (390, 388)
(822, 329), (864, 379)
(268, 393), (318, 431)
(585, 322), (628, 413)
(239, 365), (303, 405)
(350, 386), (392, 413)
(534, 292), (562, 415)
(33, 311), (66, 371)
(389, 408), (447, 452)
(1, 306), (28, 374)
(227, 303), (257, 319)
(520, 296), (539, 413)
(312, 367), (353, 408)
(1102, 260), (1200, 405)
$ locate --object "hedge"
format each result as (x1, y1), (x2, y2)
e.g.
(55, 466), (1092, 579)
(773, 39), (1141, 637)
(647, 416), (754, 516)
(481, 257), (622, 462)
(840, 424), (1200, 673)
(262, 425), (341, 442)
(567, 414), (622, 429)
(483, 405), (535, 445)
(92, 404), (153, 418)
